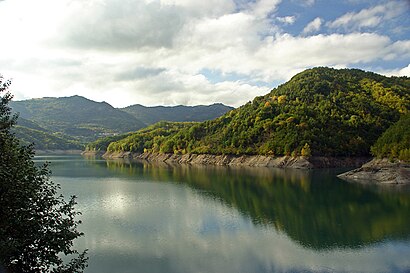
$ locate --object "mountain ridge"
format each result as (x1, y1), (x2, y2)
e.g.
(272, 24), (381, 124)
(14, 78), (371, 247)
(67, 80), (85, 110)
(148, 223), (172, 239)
(121, 103), (234, 125)
(10, 95), (146, 142)
(11, 95), (233, 148)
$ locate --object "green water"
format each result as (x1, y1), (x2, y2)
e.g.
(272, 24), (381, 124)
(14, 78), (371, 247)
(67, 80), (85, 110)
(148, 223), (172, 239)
(34, 155), (410, 273)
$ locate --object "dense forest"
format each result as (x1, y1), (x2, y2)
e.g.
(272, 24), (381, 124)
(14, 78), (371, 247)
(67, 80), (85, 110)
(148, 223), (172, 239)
(86, 121), (196, 153)
(102, 67), (409, 158)
(371, 113), (410, 161)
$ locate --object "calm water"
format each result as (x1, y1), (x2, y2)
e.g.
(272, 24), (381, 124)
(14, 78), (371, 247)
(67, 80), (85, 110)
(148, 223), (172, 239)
(34, 155), (410, 273)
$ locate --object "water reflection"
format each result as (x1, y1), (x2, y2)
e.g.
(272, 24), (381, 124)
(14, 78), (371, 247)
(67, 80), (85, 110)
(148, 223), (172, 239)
(34, 155), (410, 273)
(99, 159), (410, 250)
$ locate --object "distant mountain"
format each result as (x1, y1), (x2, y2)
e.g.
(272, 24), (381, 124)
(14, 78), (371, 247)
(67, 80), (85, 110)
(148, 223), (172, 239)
(11, 95), (233, 149)
(10, 95), (146, 142)
(104, 67), (410, 157)
(121, 103), (234, 126)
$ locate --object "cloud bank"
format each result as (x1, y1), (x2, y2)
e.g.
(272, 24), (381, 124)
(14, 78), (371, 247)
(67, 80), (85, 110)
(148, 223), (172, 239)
(0, 0), (409, 107)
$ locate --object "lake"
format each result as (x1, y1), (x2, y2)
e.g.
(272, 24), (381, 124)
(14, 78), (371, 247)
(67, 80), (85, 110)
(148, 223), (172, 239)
(33, 155), (410, 273)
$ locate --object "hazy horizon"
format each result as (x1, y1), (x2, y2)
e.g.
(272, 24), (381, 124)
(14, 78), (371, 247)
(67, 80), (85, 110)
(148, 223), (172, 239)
(10, 94), (236, 108)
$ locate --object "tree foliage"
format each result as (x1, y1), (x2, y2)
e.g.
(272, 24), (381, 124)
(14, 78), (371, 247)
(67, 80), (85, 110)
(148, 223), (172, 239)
(0, 76), (88, 272)
(105, 121), (196, 154)
(371, 113), (410, 162)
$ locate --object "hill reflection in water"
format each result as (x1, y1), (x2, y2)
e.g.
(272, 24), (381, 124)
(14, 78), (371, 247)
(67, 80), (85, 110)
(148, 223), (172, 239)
(35, 155), (410, 273)
(99, 158), (410, 250)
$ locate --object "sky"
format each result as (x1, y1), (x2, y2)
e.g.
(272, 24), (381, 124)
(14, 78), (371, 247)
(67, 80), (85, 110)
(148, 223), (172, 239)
(0, 0), (409, 107)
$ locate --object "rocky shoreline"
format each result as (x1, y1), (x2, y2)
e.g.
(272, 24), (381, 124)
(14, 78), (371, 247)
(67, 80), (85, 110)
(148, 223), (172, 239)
(83, 151), (410, 184)
(101, 151), (370, 169)
(81, 150), (105, 157)
(338, 158), (410, 184)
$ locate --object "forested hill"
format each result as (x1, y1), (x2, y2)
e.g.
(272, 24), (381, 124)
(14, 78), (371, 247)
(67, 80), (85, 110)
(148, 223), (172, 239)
(11, 117), (82, 150)
(13, 125), (82, 150)
(121, 103), (234, 126)
(11, 96), (233, 147)
(371, 113), (410, 161)
(105, 67), (410, 157)
(10, 95), (146, 142)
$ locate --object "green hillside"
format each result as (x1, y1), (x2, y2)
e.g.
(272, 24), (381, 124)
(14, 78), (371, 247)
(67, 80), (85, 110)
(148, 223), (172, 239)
(10, 95), (146, 142)
(12, 117), (82, 150)
(16, 117), (48, 132)
(371, 113), (410, 161)
(105, 67), (410, 157)
(87, 121), (196, 153)
(12, 125), (82, 150)
(121, 103), (234, 126)
(85, 133), (131, 153)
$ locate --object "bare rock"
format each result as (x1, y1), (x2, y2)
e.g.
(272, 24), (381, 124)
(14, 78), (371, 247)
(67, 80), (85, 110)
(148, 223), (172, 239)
(338, 158), (410, 184)
(102, 151), (369, 169)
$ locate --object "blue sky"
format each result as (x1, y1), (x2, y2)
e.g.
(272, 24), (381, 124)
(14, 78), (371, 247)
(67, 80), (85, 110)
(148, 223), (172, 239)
(0, 0), (409, 107)
(281, 1), (409, 38)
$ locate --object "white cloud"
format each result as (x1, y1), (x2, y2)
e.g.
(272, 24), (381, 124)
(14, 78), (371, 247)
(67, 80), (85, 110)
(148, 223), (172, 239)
(398, 64), (410, 76)
(250, 0), (281, 18)
(302, 17), (323, 34)
(58, 0), (186, 50)
(382, 40), (410, 60)
(327, 1), (407, 30)
(1, 0), (409, 108)
(379, 64), (410, 77)
(304, 0), (315, 6)
(252, 33), (394, 80)
(277, 16), (296, 25)
(160, 0), (236, 17)
(298, 0), (315, 7)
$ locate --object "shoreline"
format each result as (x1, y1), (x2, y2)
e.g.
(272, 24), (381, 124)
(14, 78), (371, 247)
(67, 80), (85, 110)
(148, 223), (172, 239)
(81, 150), (105, 157)
(338, 158), (410, 184)
(101, 151), (370, 169)
(74, 151), (410, 184)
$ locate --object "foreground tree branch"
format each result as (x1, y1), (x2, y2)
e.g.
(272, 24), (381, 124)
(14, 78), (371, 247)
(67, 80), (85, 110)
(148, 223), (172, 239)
(0, 75), (88, 273)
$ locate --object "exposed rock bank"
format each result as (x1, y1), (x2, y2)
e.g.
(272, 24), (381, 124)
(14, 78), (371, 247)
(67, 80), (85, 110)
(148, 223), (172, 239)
(81, 150), (105, 157)
(338, 158), (410, 184)
(102, 151), (369, 169)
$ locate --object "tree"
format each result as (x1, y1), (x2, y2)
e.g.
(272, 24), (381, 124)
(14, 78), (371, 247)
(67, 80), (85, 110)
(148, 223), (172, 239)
(0, 75), (88, 273)
(301, 143), (312, 157)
